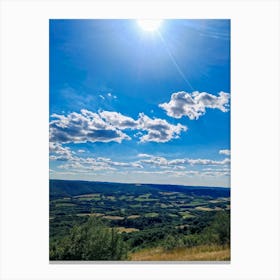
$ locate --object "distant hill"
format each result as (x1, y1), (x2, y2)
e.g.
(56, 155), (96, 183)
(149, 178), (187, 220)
(49, 179), (230, 199)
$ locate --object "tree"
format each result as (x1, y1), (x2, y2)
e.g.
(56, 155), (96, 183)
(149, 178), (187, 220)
(50, 217), (128, 260)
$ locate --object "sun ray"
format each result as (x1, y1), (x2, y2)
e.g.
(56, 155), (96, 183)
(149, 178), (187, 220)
(158, 31), (194, 91)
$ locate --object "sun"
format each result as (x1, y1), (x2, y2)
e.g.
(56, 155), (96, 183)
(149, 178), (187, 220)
(137, 19), (162, 32)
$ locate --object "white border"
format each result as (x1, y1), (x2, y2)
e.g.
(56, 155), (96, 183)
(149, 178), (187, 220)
(0, 0), (279, 279)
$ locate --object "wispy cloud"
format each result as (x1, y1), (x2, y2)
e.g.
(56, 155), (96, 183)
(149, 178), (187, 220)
(137, 153), (230, 167)
(57, 155), (143, 172)
(159, 91), (230, 119)
(219, 149), (230, 156)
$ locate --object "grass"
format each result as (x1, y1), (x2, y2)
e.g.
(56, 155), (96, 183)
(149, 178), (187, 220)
(116, 227), (140, 233)
(179, 211), (195, 219)
(76, 213), (104, 217)
(127, 215), (141, 219)
(144, 212), (159, 218)
(77, 197), (101, 201)
(130, 244), (230, 261)
(195, 206), (214, 211)
(102, 215), (124, 220)
(55, 203), (76, 207)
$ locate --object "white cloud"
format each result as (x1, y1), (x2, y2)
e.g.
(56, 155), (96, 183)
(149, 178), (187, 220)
(187, 158), (230, 166)
(99, 111), (138, 129)
(77, 149), (85, 153)
(140, 156), (169, 166)
(49, 109), (130, 144)
(137, 113), (187, 143)
(219, 149), (231, 156)
(137, 153), (152, 158)
(138, 155), (230, 167)
(159, 91), (230, 119)
(99, 95), (105, 100)
(50, 110), (187, 144)
(107, 93), (117, 99)
(49, 143), (74, 161)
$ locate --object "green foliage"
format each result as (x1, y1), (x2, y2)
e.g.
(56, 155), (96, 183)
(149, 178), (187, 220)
(202, 211), (230, 245)
(160, 211), (230, 251)
(50, 217), (127, 260)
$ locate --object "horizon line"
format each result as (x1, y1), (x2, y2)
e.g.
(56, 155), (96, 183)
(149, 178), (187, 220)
(49, 178), (230, 189)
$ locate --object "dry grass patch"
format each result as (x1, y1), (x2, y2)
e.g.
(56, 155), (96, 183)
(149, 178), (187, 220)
(195, 206), (213, 211)
(116, 227), (140, 233)
(130, 244), (230, 261)
(102, 215), (124, 220)
(127, 215), (141, 219)
(76, 213), (104, 217)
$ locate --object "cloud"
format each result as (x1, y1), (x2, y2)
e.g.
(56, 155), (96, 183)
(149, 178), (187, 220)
(137, 153), (152, 158)
(99, 95), (105, 100)
(137, 113), (187, 143)
(159, 91), (230, 119)
(77, 149), (85, 153)
(99, 111), (187, 143)
(50, 110), (187, 144)
(49, 109), (130, 144)
(219, 149), (231, 156)
(138, 155), (230, 167)
(186, 158), (230, 166)
(49, 143), (74, 161)
(107, 93), (117, 99)
(99, 111), (138, 129)
(140, 156), (169, 166)
(57, 154), (143, 172)
(130, 169), (229, 178)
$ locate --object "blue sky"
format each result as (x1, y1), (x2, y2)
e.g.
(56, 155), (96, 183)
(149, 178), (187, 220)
(49, 19), (230, 187)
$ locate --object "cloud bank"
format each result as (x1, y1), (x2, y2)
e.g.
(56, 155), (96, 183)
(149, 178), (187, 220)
(50, 110), (187, 144)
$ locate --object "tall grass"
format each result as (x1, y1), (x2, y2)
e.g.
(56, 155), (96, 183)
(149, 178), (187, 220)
(130, 244), (230, 261)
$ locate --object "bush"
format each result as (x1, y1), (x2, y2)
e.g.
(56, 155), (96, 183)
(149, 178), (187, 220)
(50, 217), (128, 260)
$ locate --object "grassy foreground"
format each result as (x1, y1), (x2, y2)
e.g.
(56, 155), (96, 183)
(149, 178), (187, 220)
(129, 244), (230, 261)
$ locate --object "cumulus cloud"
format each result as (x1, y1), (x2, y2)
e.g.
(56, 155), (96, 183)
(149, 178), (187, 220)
(49, 109), (130, 144)
(159, 91), (230, 119)
(50, 110), (187, 144)
(137, 113), (187, 143)
(219, 149), (231, 156)
(49, 143), (74, 161)
(99, 111), (138, 129)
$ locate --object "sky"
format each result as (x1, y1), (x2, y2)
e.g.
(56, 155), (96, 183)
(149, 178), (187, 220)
(49, 19), (230, 187)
